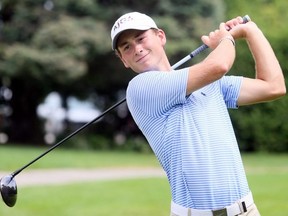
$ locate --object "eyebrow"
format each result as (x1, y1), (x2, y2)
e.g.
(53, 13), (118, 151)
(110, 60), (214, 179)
(118, 30), (147, 49)
(118, 40), (129, 49)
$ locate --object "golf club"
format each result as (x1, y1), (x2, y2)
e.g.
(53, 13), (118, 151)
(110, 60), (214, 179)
(0, 15), (251, 207)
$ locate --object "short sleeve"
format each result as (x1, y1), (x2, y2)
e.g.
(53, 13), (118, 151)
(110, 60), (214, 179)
(220, 76), (243, 109)
(126, 68), (189, 117)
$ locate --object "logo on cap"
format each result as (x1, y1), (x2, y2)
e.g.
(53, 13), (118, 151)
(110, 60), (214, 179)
(112, 15), (134, 33)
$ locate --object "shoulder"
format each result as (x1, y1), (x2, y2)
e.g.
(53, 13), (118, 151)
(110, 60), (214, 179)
(129, 68), (189, 87)
(129, 70), (161, 83)
(127, 71), (160, 94)
(126, 69), (190, 116)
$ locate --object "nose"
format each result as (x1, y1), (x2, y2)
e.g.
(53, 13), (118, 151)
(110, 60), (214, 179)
(134, 44), (143, 55)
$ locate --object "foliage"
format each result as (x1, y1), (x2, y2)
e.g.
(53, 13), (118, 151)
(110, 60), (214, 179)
(58, 132), (152, 153)
(0, 0), (287, 152)
(223, 0), (288, 152)
(0, 0), (226, 145)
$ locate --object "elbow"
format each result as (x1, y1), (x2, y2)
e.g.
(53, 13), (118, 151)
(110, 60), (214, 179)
(270, 82), (286, 100)
(277, 85), (286, 97)
(213, 62), (231, 78)
(201, 57), (234, 81)
(276, 79), (286, 97)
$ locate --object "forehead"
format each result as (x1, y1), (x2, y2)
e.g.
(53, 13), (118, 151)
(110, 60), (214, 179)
(117, 29), (147, 47)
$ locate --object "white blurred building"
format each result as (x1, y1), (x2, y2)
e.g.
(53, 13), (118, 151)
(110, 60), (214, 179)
(37, 92), (100, 144)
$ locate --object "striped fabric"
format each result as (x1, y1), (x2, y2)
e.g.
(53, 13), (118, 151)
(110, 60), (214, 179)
(126, 68), (250, 210)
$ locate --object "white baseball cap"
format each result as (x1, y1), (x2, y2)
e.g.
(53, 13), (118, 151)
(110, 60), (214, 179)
(111, 12), (158, 50)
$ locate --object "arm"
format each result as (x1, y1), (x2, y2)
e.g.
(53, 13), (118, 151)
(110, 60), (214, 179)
(228, 18), (286, 106)
(186, 23), (236, 95)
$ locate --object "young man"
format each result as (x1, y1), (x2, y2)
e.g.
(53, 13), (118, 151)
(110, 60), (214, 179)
(111, 12), (286, 216)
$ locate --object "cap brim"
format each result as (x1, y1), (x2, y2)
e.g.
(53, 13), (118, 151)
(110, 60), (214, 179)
(112, 26), (155, 50)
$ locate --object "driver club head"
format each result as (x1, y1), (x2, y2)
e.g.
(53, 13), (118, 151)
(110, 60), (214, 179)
(0, 175), (17, 207)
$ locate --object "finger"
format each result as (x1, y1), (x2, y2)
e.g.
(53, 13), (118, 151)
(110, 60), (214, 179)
(225, 21), (236, 30)
(201, 35), (209, 45)
(236, 16), (243, 24)
(209, 31), (215, 37)
(232, 18), (241, 26)
(225, 21), (233, 31)
(226, 16), (243, 29)
(219, 22), (227, 31)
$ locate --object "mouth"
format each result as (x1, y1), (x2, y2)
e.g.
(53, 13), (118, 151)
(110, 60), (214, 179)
(136, 53), (149, 63)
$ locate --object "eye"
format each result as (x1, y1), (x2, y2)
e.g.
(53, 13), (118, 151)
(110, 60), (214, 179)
(136, 32), (146, 42)
(123, 44), (130, 51)
(138, 35), (146, 43)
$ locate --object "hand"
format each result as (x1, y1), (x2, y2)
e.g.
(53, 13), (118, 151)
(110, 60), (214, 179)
(201, 22), (232, 49)
(225, 16), (258, 40)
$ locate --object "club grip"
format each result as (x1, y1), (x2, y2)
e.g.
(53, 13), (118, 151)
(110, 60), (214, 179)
(172, 14), (251, 69)
(196, 14), (251, 52)
(242, 15), (251, 24)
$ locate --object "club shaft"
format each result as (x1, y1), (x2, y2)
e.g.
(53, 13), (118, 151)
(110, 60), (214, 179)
(10, 15), (251, 178)
(172, 15), (250, 69)
(12, 98), (126, 177)
(10, 55), (188, 178)
(11, 46), (198, 178)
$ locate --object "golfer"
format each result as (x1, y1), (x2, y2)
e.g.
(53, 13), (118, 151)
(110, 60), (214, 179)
(111, 12), (285, 216)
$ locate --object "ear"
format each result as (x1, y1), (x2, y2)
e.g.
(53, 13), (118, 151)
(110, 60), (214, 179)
(119, 55), (130, 68)
(116, 50), (130, 68)
(121, 59), (130, 68)
(157, 29), (167, 47)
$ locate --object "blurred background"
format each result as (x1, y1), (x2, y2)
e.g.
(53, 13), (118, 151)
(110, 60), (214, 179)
(0, 0), (287, 152)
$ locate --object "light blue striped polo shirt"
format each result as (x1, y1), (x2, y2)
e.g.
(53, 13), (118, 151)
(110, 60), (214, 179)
(126, 68), (250, 210)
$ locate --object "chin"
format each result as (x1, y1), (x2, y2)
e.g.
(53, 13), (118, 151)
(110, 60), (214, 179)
(133, 64), (158, 73)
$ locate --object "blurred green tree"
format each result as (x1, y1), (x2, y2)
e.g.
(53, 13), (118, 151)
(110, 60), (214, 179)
(224, 0), (288, 152)
(0, 0), (231, 146)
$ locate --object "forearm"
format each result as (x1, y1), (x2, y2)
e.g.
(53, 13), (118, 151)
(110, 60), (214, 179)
(186, 39), (235, 95)
(246, 25), (285, 92)
(205, 37), (236, 74)
(236, 22), (286, 105)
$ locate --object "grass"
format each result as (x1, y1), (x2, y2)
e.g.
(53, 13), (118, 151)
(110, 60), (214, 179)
(0, 145), (288, 215)
(243, 153), (288, 215)
(0, 145), (160, 170)
(0, 178), (171, 216)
